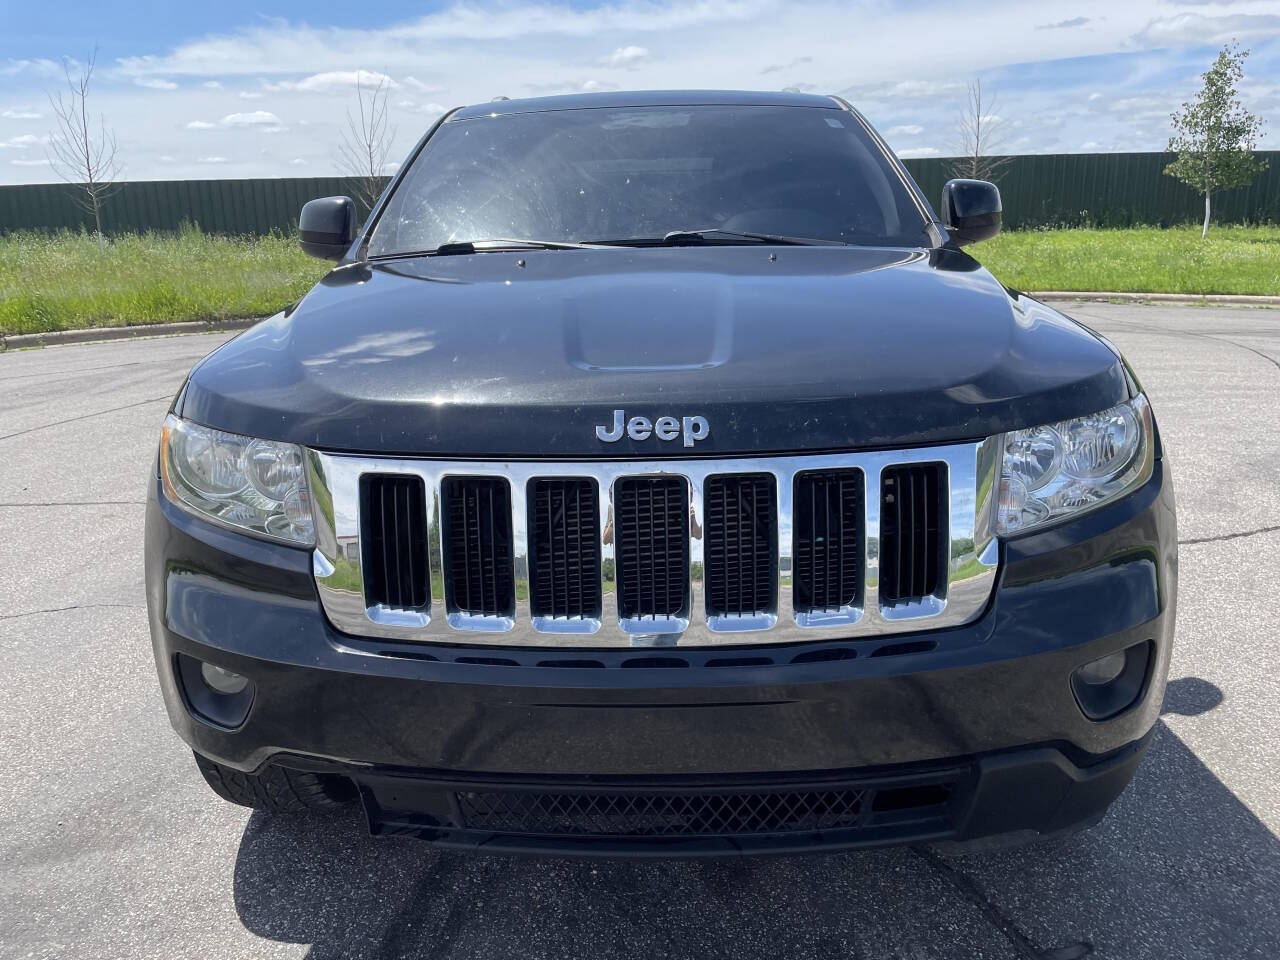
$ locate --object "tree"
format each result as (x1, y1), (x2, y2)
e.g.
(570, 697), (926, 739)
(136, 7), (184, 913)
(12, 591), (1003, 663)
(338, 73), (396, 214)
(1165, 41), (1267, 238)
(947, 79), (1012, 183)
(46, 48), (121, 253)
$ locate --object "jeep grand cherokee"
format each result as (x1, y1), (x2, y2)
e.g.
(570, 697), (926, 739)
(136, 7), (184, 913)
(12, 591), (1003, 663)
(145, 91), (1177, 855)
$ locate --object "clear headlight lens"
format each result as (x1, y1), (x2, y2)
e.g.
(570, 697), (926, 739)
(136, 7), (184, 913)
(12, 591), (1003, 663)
(996, 395), (1153, 536)
(161, 414), (314, 545)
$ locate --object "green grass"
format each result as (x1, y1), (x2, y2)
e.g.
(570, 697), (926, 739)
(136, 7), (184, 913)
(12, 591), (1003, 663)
(2, 224), (1277, 338)
(972, 224), (1280, 296)
(0, 227), (327, 337)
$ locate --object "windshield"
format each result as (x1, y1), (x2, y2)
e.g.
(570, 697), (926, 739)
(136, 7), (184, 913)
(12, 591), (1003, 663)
(368, 104), (931, 256)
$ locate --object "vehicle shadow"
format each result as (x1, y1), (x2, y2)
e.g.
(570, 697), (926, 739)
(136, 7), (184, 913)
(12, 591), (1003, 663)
(232, 677), (1279, 959)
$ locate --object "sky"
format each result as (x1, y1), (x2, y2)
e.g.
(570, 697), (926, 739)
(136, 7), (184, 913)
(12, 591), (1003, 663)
(1, 0), (1278, 184)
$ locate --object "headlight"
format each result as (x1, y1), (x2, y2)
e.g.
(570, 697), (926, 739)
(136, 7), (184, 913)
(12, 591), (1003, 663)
(161, 414), (314, 545)
(996, 395), (1153, 536)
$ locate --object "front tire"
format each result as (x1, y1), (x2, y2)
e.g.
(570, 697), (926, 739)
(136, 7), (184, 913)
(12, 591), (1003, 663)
(193, 751), (354, 812)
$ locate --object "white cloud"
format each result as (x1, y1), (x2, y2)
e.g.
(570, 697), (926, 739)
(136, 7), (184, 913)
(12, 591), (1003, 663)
(202, 80), (222, 89)
(134, 77), (178, 90)
(268, 69), (397, 93)
(1134, 13), (1280, 46)
(1088, 92), (1103, 101)
(601, 46), (649, 68)
(185, 120), (217, 129)
(1, 58), (61, 78)
(289, 157), (307, 165)
(1, 134), (47, 148)
(196, 155), (228, 163)
(239, 90), (264, 99)
(220, 111), (283, 126)
(897, 146), (941, 158)
(2, 109), (42, 120)
(1081, 140), (1101, 149)
(886, 124), (924, 136)
(158, 155), (176, 162)
(11, 157), (49, 166)
(403, 76), (441, 94)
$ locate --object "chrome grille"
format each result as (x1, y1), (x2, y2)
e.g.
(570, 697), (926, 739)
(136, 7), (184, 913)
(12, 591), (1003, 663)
(792, 470), (863, 617)
(615, 476), (689, 621)
(529, 478), (601, 622)
(442, 476), (515, 619)
(310, 440), (1001, 648)
(704, 474), (775, 618)
(879, 463), (946, 608)
(360, 474), (430, 612)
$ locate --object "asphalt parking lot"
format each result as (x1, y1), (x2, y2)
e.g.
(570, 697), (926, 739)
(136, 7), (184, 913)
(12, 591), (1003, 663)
(2, 301), (1278, 960)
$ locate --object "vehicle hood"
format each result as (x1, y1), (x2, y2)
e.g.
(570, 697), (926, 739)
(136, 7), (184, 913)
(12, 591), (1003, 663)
(180, 246), (1129, 457)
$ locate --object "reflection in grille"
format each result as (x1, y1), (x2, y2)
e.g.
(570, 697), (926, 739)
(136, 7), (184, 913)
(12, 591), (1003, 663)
(615, 476), (689, 620)
(705, 474), (776, 617)
(529, 478), (601, 620)
(360, 474), (429, 610)
(457, 788), (869, 837)
(442, 476), (515, 617)
(880, 463), (946, 606)
(792, 470), (863, 613)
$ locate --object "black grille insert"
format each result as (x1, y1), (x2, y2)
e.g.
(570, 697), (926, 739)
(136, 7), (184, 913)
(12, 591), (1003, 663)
(360, 474), (429, 610)
(792, 470), (863, 613)
(615, 476), (689, 620)
(442, 476), (515, 618)
(705, 474), (776, 617)
(457, 788), (870, 838)
(528, 478), (601, 621)
(879, 463), (947, 607)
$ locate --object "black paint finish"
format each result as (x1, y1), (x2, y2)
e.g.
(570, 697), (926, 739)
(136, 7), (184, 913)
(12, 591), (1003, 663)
(178, 245), (1126, 457)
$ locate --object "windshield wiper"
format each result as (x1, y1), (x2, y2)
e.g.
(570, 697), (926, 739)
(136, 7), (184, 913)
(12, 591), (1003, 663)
(587, 229), (846, 247)
(374, 238), (597, 259)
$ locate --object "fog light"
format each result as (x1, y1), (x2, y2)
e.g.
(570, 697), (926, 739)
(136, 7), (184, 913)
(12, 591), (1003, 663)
(1076, 650), (1127, 686)
(1071, 640), (1153, 721)
(201, 662), (249, 695)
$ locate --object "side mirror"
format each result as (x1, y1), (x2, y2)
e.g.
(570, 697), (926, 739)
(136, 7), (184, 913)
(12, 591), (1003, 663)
(299, 196), (357, 261)
(941, 179), (1001, 246)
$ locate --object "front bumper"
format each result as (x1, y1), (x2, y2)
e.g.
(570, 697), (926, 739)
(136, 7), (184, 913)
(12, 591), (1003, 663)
(145, 458), (1176, 853)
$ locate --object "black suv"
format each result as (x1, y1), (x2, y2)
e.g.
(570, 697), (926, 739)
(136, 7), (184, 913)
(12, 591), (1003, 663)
(145, 91), (1176, 855)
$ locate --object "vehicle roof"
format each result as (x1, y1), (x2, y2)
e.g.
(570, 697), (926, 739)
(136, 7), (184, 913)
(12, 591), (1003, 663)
(448, 89), (843, 121)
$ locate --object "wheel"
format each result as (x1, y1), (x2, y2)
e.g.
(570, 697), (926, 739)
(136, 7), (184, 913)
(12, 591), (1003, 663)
(192, 751), (354, 812)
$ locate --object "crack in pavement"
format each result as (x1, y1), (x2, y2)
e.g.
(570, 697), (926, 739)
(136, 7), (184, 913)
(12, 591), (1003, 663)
(913, 847), (1092, 960)
(0, 395), (172, 442)
(1178, 523), (1280, 546)
(1084, 316), (1280, 376)
(0, 602), (144, 622)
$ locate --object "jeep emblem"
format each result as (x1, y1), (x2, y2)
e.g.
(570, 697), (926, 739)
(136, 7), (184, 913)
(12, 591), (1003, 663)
(595, 409), (710, 448)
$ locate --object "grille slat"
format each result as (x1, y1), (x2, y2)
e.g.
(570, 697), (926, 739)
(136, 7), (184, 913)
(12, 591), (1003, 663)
(361, 475), (429, 610)
(705, 474), (776, 617)
(443, 476), (515, 618)
(530, 479), (601, 620)
(880, 464), (946, 607)
(616, 476), (689, 620)
(793, 470), (863, 613)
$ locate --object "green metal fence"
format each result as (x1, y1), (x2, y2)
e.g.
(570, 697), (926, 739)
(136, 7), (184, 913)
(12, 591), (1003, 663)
(903, 152), (1279, 230)
(1, 153), (1276, 236)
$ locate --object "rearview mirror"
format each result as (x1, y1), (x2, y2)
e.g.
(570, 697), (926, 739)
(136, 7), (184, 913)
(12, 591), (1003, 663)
(941, 179), (1002, 246)
(299, 196), (357, 261)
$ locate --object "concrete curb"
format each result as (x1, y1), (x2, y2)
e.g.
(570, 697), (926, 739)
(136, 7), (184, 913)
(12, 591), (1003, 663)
(1031, 291), (1280, 307)
(0, 317), (262, 350)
